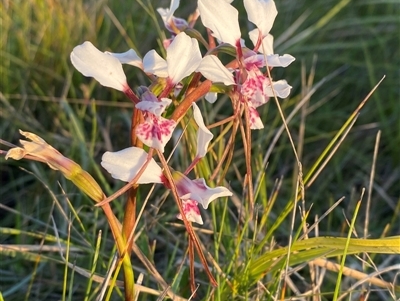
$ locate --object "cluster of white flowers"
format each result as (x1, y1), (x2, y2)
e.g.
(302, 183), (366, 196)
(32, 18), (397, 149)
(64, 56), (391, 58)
(69, 0), (295, 224)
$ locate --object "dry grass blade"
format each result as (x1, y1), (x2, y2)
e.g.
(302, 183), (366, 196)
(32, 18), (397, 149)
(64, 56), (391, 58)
(311, 258), (399, 294)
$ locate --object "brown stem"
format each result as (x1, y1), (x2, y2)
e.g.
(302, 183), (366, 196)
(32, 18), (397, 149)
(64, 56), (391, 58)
(122, 186), (137, 256)
(241, 102), (254, 218)
(131, 107), (144, 147)
(188, 239), (196, 295)
(171, 80), (212, 123)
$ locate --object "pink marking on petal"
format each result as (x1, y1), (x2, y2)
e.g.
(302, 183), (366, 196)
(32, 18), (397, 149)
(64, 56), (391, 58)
(182, 199), (201, 215)
(136, 114), (177, 152)
(244, 54), (266, 69)
(248, 106), (264, 130)
(241, 65), (271, 107)
(176, 199), (203, 224)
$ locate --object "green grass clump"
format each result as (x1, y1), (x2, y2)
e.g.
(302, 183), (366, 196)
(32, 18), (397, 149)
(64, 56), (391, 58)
(1, 0), (399, 300)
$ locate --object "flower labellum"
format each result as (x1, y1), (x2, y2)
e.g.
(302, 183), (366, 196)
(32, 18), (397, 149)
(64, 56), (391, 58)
(135, 91), (177, 152)
(177, 199), (204, 224)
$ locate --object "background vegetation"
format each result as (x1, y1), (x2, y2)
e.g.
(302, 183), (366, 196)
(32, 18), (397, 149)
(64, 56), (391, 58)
(0, 0), (399, 300)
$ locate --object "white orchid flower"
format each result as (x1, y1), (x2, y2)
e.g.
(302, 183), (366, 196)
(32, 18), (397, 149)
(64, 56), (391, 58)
(101, 147), (232, 224)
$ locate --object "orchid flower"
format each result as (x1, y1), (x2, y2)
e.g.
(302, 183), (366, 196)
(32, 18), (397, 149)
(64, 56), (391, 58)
(240, 55), (293, 129)
(135, 90), (177, 152)
(157, 0), (188, 33)
(101, 147), (232, 224)
(143, 32), (201, 85)
(198, 0), (295, 129)
(143, 32), (234, 87)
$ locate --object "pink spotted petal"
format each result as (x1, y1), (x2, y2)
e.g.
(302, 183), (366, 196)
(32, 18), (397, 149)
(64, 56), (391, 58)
(136, 115), (177, 152)
(101, 147), (163, 184)
(244, 52), (267, 69)
(248, 105), (264, 130)
(176, 199), (204, 225)
(241, 66), (271, 107)
(70, 41), (128, 91)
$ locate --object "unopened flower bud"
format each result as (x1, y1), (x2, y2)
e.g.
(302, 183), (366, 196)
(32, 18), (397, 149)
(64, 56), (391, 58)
(6, 130), (105, 203)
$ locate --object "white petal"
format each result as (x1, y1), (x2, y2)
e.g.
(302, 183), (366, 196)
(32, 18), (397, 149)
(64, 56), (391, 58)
(174, 172), (232, 209)
(205, 92), (218, 103)
(244, 0), (277, 37)
(167, 32), (202, 84)
(157, 0), (180, 24)
(136, 96), (172, 116)
(188, 178), (232, 209)
(192, 103), (213, 158)
(143, 50), (168, 77)
(249, 29), (274, 55)
(70, 41), (128, 91)
(101, 147), (163, 184)
(266, 54), (295, 67)
(197, 55), (235, 85)
(266, 80), (292, 98)
(106, 49), (143, 69)
(198, 0), (241, 46)
(157, 7), (170, 23)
